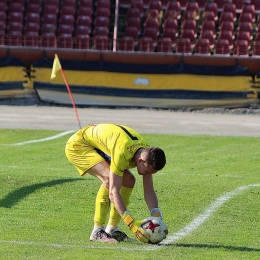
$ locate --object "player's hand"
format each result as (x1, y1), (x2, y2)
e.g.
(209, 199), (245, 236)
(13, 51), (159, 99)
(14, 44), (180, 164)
(150, 208), (162, 219)
(123, 211), (150, 243)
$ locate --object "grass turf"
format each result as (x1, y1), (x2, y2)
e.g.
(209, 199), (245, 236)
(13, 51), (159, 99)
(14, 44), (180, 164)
(0, 129), (259, 259)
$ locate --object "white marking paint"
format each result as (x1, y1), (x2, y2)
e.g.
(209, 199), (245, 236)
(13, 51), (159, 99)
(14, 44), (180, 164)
(10, 130), (75, 146)
(158, 183), (260, 249)
(0, 184), (259, 251)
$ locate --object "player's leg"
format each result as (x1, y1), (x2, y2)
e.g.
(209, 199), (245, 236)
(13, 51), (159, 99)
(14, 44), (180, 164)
(105, 169), (136, 241)
(87, 161), (118, 242)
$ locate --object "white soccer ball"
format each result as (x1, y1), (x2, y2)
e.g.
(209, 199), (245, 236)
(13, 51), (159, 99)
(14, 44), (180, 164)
(141, 217), (168, 244)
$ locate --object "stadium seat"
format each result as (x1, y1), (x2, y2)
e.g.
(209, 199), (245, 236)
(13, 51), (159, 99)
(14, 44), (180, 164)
(24, 31), (39, 47)
(194, 38), (211, 55)
(119, 0), (132, 9)
(75, 25), (91, 35)
(142, 0), (150, 9)
(200, 29), (215, 48)
(157, 37), (172, 53)
(201, 20), (216, 35)
(76, 15), (92, 27)
(238, 22), (253, 40)
(162, 28), (177, 47)
(131, 0), (144, 15)
(238, 12), (253, 24)
(60, 6), (76, 16)
(77, 6), (92, 17)
(40, 33), (57, 48)
(143, 17), (160, 35)
(7, 21), (23, 33)
(94, 35), (109, 50)
(143, 27), (158, 46)
(41, 23), (57, 34)
(219, 21), (234, 32)
(201, 11), (216, 22)
(236, 31), (251, 47)
(196, 0), (207, 11)
(95, 7), (111, 18)
(163, 9), (181, 21)
(27, 0), (42, 3)
(0, 2), (6, 12)
(96, 0), (111, 9)
(214, 0), (226, 11)
(176, 38), (192, 54)
(59, 15), (75, 27)
(163, 18), (178, 34)
(218, 30), (234, 49)
(180, 29), (197, 48)
(75, 34), (90, 49)
(183, 1), (200, 20)
(139, 37), (154, 52)
(182, 19), (197, 32)
(204, 1), (218, 21)
(57, 24), (74, 35)
(125, 26), (139, 44)
(9, 2), (24, 13)
(8, 12), (23, 25)
(26, 3), (42, 13)
(7, 31), (23, 46)
(118, 36), (135, 51)
(127, 8), (141, 19)
(241, 2), (255, 22)
(222, 2), (237, 21)
(44, 0), (60, 7)
(161, 0), (170, 10)
(42, 4), (58, 15)
(94, 16), (110, 29)
(233, 40), (249, 56)
(214, 39), (230, 55)
(78, 0), (93, 8)
(148, 0), (162, 13)
(252, 41), (260, 56)
(219, 12), (234, 25)
(24, 22), (40, 33)
(126, 17), (141, 34)
(57, 34), (74, 49)
(93, 26), (109, 37)
(145, 9), (159, 19)
(251, 0), (260, 14)
(42, 13), (57, 25)
(233, 0), (244, 13)
(165, 1), (181, 20)
(25, 12), (41, 24)
(62, 0), (77, 9)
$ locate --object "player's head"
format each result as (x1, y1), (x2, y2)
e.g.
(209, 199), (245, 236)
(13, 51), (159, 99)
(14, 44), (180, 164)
(144, 147), (166, 171)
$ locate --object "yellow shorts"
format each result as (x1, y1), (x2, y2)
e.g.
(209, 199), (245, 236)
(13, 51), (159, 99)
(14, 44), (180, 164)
(65, 131), (104, 176)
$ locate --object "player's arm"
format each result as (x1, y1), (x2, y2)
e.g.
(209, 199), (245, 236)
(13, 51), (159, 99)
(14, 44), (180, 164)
(143, 174), (163, 218)
(108, 170), (126, 216)
(109, 170), (151, 243)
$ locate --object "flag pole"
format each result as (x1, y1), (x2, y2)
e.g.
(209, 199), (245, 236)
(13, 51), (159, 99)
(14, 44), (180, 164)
(51, 54), (81, 129)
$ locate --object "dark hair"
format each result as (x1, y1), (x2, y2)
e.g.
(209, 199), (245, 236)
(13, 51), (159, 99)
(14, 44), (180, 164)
(145, 147), (166, 170)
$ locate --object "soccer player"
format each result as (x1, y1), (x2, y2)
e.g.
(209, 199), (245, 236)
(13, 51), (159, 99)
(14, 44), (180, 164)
(65, 123), (166, 243)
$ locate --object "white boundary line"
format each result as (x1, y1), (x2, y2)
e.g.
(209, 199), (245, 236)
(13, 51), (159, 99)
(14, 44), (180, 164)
(158, 183), (260, 249)
(0, 183), (259, 251)
(7, 130), (75, 146)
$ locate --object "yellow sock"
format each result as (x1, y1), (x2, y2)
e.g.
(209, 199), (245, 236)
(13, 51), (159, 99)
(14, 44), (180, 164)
(94, 185), (110, 227)
(107, 186), (133, 227)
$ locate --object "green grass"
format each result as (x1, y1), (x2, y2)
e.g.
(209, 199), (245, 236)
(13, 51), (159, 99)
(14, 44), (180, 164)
(0, 129), (260, 259)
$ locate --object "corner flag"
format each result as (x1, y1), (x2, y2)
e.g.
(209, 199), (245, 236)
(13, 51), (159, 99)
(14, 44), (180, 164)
(51, 54), (62, 79)
(50, 54), (82, 129)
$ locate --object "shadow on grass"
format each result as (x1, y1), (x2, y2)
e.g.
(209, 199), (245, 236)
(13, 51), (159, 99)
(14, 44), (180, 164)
(172, 243), (260, 253)
(0, 178), (85, 208)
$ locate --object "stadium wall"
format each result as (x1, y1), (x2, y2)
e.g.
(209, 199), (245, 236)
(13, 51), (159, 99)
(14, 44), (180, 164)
(0, 48), (260, 108)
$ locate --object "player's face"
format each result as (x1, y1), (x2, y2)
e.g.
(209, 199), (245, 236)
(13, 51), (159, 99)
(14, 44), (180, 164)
(137, 160), (157, 176)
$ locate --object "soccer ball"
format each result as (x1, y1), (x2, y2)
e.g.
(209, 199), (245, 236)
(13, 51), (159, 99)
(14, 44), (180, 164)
(141, 217), (168, 244)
